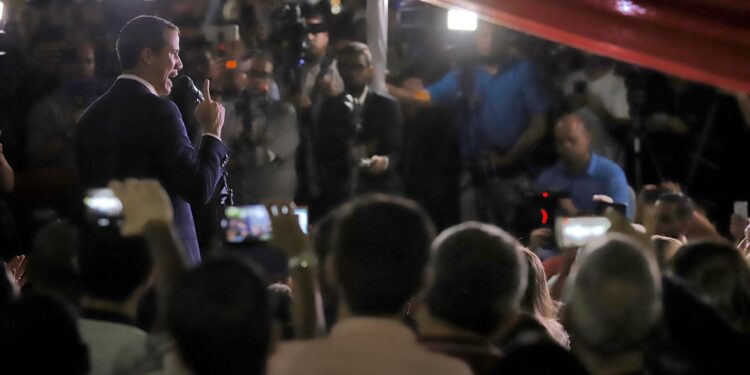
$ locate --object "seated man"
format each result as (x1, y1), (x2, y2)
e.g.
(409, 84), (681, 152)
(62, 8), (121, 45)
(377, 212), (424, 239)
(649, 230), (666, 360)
(536, 113), (633, 219)
(267, 194), (471, 375)
(416, 221), (527, 375)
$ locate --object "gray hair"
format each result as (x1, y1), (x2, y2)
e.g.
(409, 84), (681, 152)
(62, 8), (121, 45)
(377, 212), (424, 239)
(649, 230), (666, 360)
(565, 234), (661, 356)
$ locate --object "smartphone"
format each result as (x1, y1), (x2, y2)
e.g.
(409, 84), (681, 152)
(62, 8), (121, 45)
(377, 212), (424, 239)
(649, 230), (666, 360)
(594, 201), (627, 216)
(83, 188), (123, 227)
(205, 24), (240, 43)
(734, 201), (748, 218)
(222, 205), (308, 243)
(555, 216), (611, 248)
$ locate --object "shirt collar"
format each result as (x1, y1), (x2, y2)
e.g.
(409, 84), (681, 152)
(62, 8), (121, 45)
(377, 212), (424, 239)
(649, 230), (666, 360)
(330, 317), (416, 343)
(117, 74), (158, 96)
(354, 86), (369, 105)
(586, 153), (599, 175)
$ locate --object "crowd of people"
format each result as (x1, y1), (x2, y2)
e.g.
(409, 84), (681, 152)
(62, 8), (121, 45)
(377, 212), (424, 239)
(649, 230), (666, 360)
(1, 0), (750, 374)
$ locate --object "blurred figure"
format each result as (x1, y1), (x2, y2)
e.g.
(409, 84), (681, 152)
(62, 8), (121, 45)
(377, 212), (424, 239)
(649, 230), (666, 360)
(27, 40), (101, 170)
(268, 194), (472, 375)
(671, 241), (750, 333)
(26, 221), (82, 306)
(168, 256), (271, 375)
(563, 55), (629, 165)
(565, 235), (661, 375)
(390, 22), (549, 234)
(417, 221), (527, 375)
(519, 248), (569, 347)
(536, 113), (633, 219)
(223, 51), (299, 204)
(0, 293), (90, 375)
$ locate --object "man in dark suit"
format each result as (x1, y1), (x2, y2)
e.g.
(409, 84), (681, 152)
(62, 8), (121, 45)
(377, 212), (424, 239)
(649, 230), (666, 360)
(76, 15), (229, 265)
(313, 42), (403, 219)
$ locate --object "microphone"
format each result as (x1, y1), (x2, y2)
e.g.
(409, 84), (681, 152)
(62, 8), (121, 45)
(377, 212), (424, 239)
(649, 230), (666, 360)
(172, 75), (204, 104)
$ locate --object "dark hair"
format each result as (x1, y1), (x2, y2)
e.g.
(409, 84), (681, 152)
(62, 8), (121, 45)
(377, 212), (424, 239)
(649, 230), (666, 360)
(333, 194), (435, 316)
(28, 221), (82, 306)
(338, 41), (373, 66)
(78, 228), (152, 303)
(427, 222), (526, 335)
(656, 192), (694, 220)
(0, 294), (89, 375)
(672, 241), (750, 333)
(116, 15), (178, 70)
(168, 256), (271, 375)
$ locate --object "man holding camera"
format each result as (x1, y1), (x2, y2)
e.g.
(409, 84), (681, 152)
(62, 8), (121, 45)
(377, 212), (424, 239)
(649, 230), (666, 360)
(76, 15), (230, 265)
(223, 52), (299, 204)
(288, 9), (345, 208)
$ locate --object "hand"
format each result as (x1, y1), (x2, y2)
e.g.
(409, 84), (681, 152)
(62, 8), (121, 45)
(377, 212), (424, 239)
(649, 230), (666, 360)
(291, 94), (312, 110)
(266, 202), (310, 258)
(366, 155), (389, 174)
(659, 181), (682, 193)
(558, 198), (579, 217)
(6, 255), (28, 288)
(401, 77), (424, 92)
(593, 194), (614, 204)
(528, 227), (553, 250)
(195, 79), (225, 138)
(109, 179), (174, 237)
(605, 207), (651, 248)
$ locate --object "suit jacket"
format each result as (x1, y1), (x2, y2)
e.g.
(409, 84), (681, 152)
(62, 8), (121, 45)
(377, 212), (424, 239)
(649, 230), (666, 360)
(76, 78), (230, 264)
(314, 89), (402, 214)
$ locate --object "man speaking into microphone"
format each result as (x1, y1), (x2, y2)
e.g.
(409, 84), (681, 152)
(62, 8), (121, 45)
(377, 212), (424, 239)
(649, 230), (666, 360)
(76, 15), (230, 265)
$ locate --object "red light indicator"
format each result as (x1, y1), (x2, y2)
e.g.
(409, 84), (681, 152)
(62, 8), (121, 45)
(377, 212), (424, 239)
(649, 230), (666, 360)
(540, 209), (549, 224)
(542, 192), (550, 198)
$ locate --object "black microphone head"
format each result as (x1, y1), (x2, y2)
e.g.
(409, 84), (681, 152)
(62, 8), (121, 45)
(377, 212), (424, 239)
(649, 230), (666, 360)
(174, 75), (204, 104)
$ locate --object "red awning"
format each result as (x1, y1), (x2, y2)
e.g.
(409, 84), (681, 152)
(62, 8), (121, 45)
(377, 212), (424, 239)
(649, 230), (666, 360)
(422, 0), (750, 92)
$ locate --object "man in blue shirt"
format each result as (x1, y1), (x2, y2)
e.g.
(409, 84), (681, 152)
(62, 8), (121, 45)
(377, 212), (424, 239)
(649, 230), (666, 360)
(389, 23), (549, 232)
(536, 114), (633, 219)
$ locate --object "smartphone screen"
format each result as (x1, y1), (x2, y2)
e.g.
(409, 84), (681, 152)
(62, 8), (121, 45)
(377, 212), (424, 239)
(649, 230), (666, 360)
(734, 201), (748, 218)
(222, 205), (308, 243)
(555, 216), (611, 248)
(83, 188), (123, 227)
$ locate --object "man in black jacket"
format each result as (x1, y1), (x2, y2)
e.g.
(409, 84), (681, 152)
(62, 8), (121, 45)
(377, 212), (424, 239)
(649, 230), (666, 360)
(314, 42), (402, 218)
(76, 15), (229, 265)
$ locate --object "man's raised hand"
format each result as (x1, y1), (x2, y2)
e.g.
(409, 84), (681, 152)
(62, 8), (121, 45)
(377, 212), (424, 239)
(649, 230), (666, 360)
(195, 79), (225, 138)
(109, 179), (173, 237)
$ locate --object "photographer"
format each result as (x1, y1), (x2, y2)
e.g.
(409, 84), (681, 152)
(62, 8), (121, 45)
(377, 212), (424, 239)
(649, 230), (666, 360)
(223, 51), (299, 204)
(279, 7), (344, 208)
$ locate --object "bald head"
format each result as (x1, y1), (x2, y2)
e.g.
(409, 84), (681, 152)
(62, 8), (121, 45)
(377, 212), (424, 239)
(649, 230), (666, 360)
(555, 113), (591, 168)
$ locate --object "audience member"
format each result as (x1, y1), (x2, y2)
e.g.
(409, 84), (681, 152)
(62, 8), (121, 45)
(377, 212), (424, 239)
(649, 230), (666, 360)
(267, 194), (472, 375)
(536, 113), (633, 219)
(314, 42), (403, 217)
(0, 293), (90, 375)
(417, 222), (527, 374)
(565, 235), (661, 375)
(671, 240), (750, 333)
(26, 220), (82, 306)
(168, 256), (271, 375)
(519, 248), (569, 347)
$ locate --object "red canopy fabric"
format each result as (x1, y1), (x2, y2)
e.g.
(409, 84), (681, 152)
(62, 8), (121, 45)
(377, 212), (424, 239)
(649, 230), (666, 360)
(422, 0), (750, 92)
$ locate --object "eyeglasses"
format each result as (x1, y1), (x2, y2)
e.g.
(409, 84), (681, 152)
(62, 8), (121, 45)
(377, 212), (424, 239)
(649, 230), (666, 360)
(338, 63), (368, 71)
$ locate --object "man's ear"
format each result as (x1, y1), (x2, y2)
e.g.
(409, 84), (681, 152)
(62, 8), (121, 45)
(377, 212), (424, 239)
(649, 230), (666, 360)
(141, 48), (155, 66)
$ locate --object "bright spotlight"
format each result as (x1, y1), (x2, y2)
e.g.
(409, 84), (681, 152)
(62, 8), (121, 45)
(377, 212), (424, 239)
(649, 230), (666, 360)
(447, 9), (477, 31)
